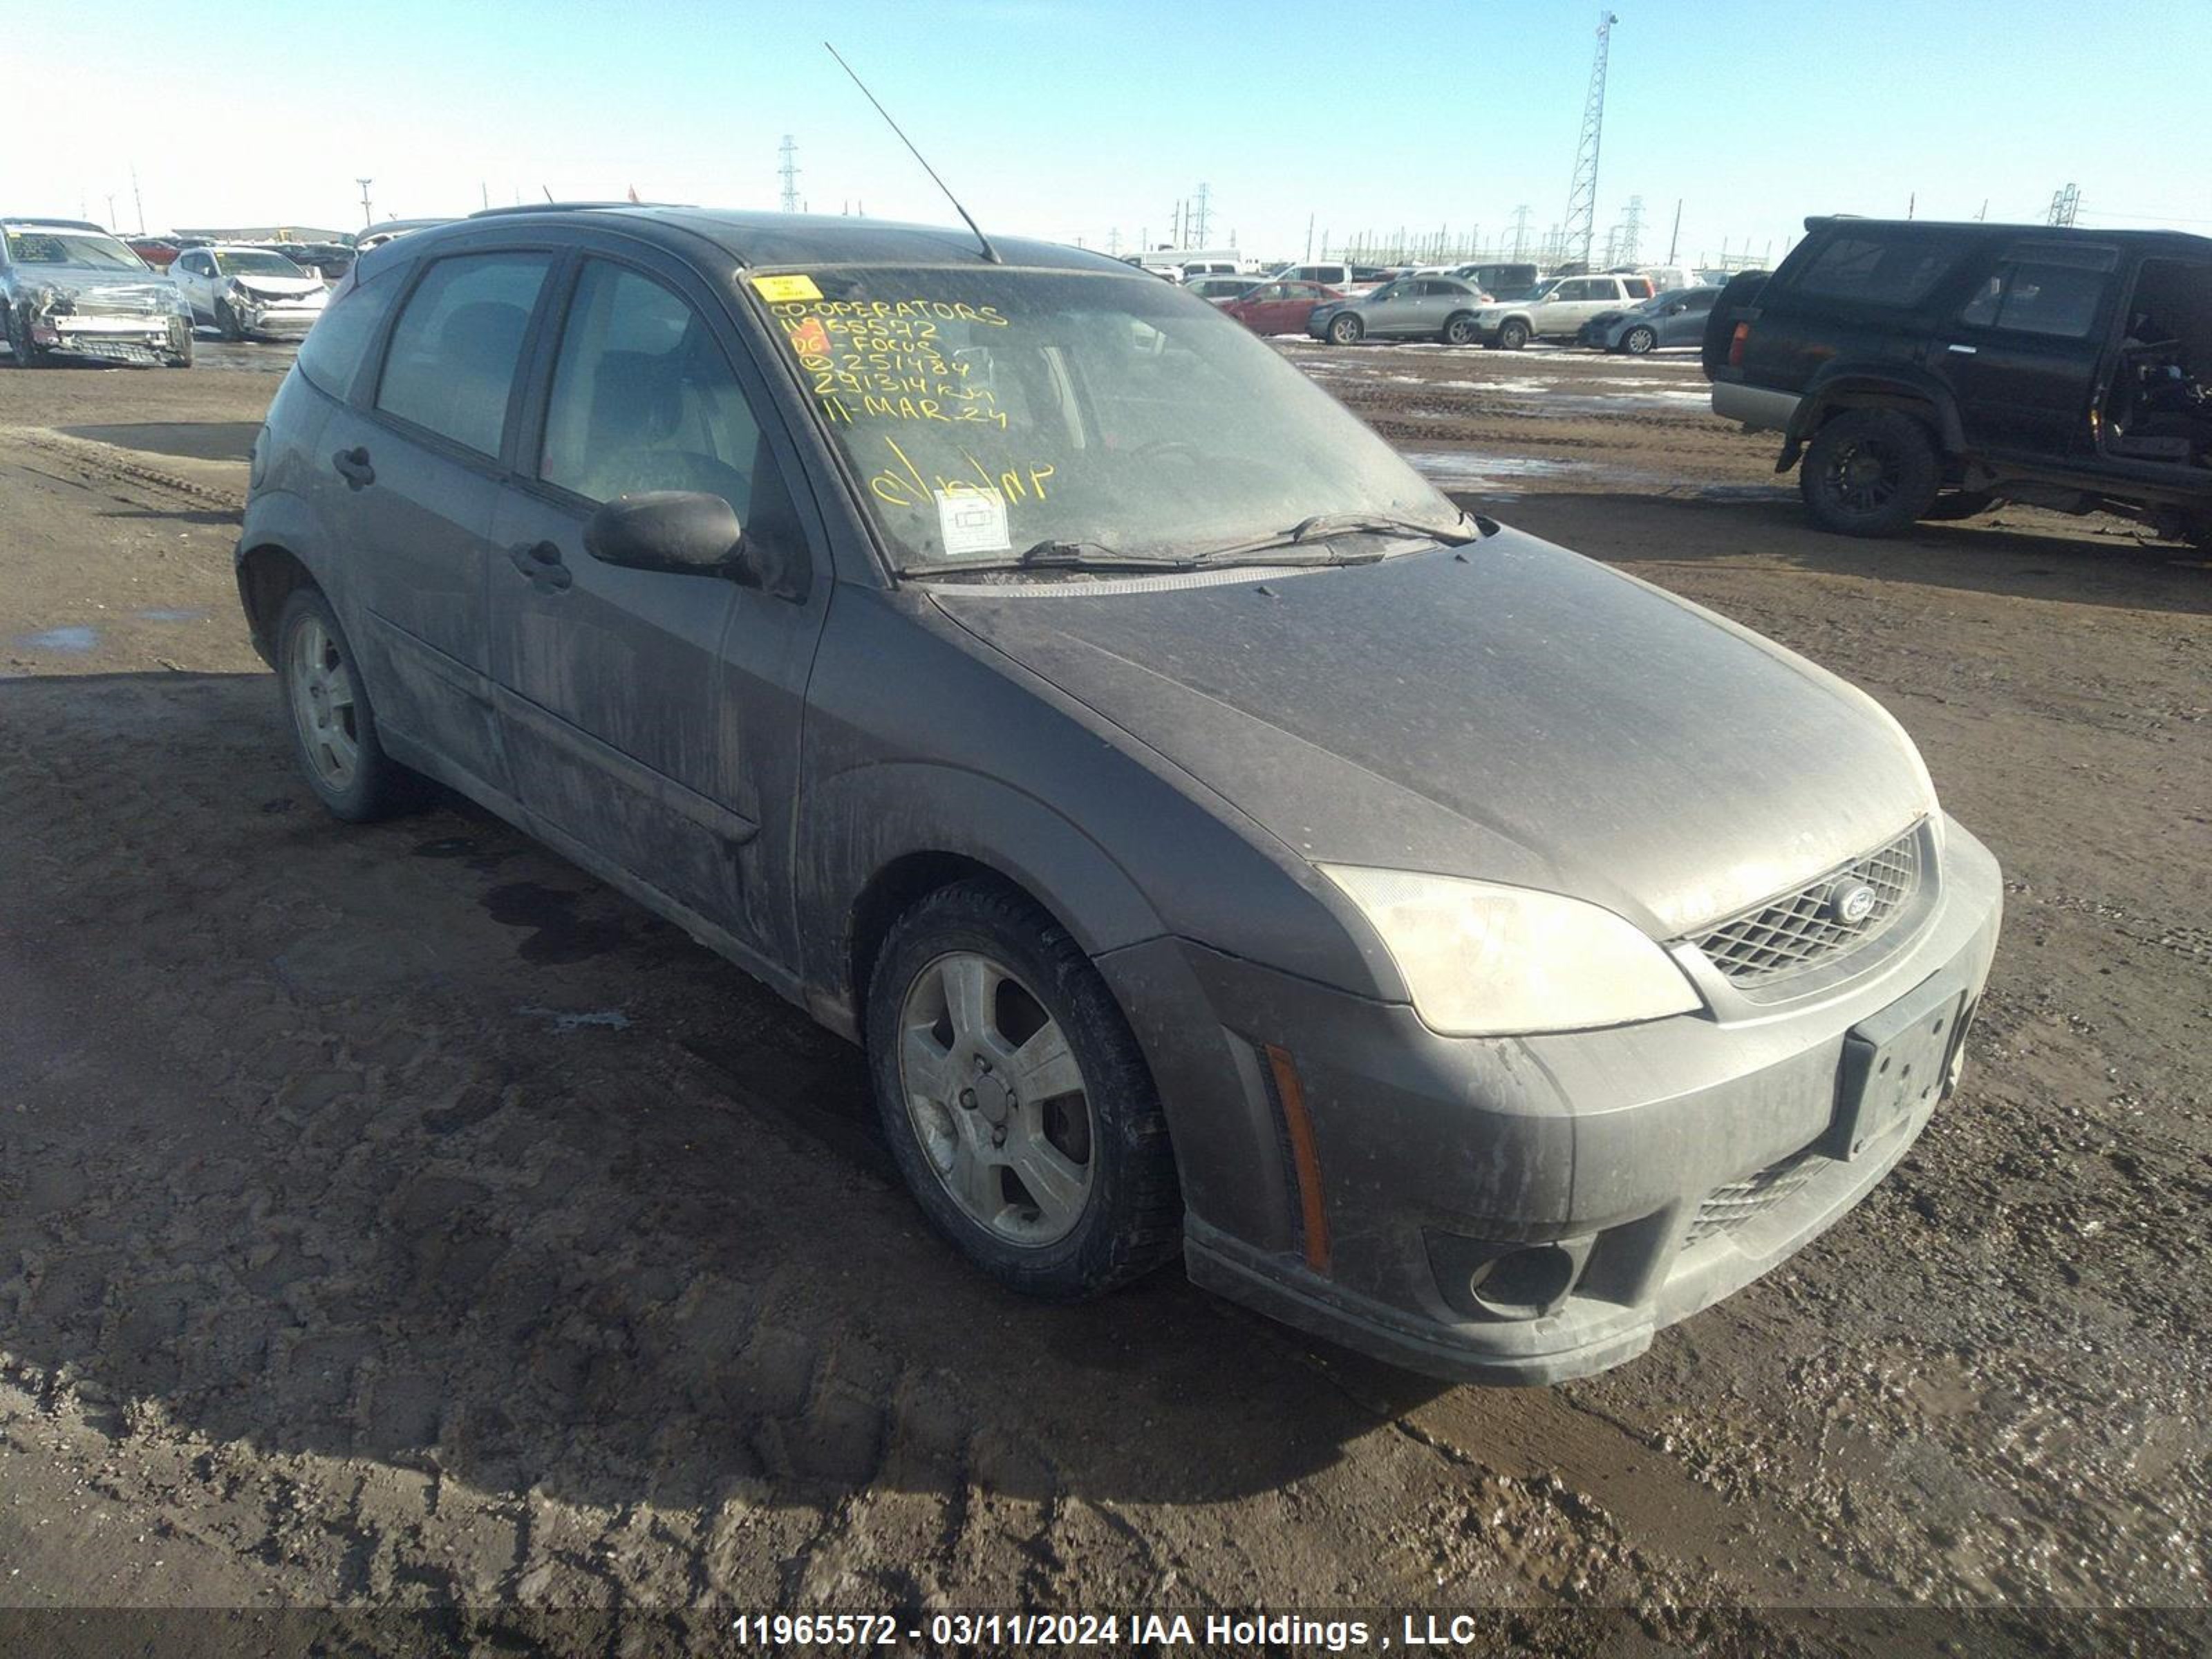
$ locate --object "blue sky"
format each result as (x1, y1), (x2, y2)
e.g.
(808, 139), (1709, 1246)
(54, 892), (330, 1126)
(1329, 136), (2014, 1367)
(10, 0), (2206, 262)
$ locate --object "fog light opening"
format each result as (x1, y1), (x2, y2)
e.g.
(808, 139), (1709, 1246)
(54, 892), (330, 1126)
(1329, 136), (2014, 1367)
(1468, 1244), (1579, 1321)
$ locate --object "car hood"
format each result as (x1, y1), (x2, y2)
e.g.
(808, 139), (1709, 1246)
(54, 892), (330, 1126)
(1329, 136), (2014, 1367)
(929, 530), (1933, 938)
(230, 274), (328, 301)
(12, 269), (175, 313)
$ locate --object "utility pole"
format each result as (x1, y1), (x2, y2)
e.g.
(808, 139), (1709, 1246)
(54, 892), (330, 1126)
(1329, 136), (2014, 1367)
(1305, 212), (1315, 261)
(131, 165), (146, 235)
(1510, 203), (1532, 262)
(779, 135), (800, 213)
(1618, 193), (1644, 265)
(1666, 197), (1682, 263)
(104, 194), (117, 229)
(1563, 11), (1618, 272)
(481, 182), (490, 211)
(1107, 226), (1121, 255)
(356, 178), (374, 228)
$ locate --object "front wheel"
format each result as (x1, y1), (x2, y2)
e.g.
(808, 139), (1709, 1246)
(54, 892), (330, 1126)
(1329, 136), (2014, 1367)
(1496, 318), (1530, 351)
(1799, 409), (1942, 538)
(1621, 325), (1658, 355)
(867, 880), (1181, 1300)
(216, 301), (245, 343)
(1327, 313), (1364, 346)
(1441, 312), (1478, 346)
(4, 307), (48, 367)
(275, 587), (421, 821)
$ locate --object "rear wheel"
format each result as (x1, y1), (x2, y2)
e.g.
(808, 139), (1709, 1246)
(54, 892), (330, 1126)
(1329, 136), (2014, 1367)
(1621, 324), (1658, 355)
(1327, 313), (1364, 346)
(1800, 409), (1942, 538)
(1497, 318), (1530, 351)
(275, 587), (420, 821)
(1441, 312), (1478, 346)
(867, 879), (1181, 1300)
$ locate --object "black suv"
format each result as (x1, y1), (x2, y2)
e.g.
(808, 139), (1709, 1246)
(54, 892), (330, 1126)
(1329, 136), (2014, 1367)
(1705, 216), (2211, 546)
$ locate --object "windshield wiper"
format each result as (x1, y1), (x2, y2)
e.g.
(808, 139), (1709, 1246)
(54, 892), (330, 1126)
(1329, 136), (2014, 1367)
(899, 540), (1201, 579)
(1188, 511), (1481, 565)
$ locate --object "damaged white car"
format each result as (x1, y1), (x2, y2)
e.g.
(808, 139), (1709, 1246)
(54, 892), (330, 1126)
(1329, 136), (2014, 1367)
(0, 218), (194, 368)
(169, 244), (330, 341)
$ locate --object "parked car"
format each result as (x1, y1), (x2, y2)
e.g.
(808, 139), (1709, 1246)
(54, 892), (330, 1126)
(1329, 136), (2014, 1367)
(1448, 261), (1541, 301)
(279, 242), (356, 282)
(1306, 274), (1490, 344)
(0, 217), (193, 366)
(1185, 274), (1259, 303)
(236, 205), (2002, 1385)
(1221, 279), (1344, 335)
(1707, 215), (2211, 544)
(128, 236), (182, 270)
(1578, 285), (1721, 354)
(1465, 272), (1657, 349)
(1273, 262), (1392, 294)
(170, 245), (331, 340)
(1638, 264), (1705, 293)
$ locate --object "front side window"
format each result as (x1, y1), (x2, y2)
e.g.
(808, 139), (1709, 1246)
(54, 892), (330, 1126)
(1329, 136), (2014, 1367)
(1958, 243), (2117, 339)
(761, 264), (1461, 570)
(538, 259), (766, 514)
(375, 252), (551, 457)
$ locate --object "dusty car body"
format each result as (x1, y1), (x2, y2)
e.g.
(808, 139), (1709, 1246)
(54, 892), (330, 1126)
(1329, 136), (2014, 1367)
(0, 218), (193, 367)
(1221, 279), (1344, 335)
(1578, 285), (1721, 354)
(169, 245), (330, 340)
(236, 206), (2002, 1384)
(1306, 275), (1490, 344)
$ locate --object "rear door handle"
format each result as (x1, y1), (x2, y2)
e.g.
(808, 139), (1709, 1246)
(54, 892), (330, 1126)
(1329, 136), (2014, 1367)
(507, 540), (572, 592)
(1946, 343), (1978, 355)
(331, 447), (375, 488)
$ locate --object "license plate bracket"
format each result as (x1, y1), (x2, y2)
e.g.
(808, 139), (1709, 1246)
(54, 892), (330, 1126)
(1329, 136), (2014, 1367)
(1822, 974), (1967, 1161)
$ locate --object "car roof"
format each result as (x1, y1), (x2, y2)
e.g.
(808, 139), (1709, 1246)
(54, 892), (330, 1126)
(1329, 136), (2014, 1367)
(1, 218), (119, 234)
(401, 203), (1135, 276)
(1801, 214), (2212, 256)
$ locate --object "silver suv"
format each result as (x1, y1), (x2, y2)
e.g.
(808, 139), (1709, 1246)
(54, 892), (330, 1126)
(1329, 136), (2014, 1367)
(1469, 272), (1656, 350)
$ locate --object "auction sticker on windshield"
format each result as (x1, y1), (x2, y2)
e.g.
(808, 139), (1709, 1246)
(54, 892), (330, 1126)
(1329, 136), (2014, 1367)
(936, 489), (1012, 557)
(749, 273), (823, 302)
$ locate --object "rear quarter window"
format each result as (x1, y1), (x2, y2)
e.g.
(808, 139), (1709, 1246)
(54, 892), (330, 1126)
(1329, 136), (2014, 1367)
(294, 264), (403, 399)
(1790, 233), (1974, 307)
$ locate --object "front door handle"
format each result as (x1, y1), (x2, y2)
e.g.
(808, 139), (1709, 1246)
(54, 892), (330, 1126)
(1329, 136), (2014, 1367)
(1946, 343), (1978, 355)
(507, 540), (572, 591)
(331, 446), (375, 489)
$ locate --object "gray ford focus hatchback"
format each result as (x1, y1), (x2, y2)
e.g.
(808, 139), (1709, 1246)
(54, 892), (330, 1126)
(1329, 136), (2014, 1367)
(236, 205), (2002, 1384)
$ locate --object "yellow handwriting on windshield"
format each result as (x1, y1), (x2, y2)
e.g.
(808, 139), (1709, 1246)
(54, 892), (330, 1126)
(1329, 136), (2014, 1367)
(775, 299), (1012, 430)
(867, 435), (1054, 511)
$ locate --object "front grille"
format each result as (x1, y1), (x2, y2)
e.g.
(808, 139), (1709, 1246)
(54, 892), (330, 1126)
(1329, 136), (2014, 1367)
(1690, 830), (1921, 988)
(1685, 1150), (1818, 1246)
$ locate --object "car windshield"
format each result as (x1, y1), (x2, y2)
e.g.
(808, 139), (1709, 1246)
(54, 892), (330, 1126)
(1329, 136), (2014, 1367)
(214, 250), (308, 276)
(5, 229), (145, 270)
(759, 264), (1463, 571)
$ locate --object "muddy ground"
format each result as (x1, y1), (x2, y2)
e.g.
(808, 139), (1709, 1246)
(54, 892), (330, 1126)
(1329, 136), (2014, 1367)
(0, 337), (2206, 1655)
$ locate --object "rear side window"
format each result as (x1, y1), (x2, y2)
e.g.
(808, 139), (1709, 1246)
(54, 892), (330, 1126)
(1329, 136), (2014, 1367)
(375, 252), (552, 457)
(294, 264), (402, 398)
(1958, 242), (2119, 339)
(1792, 234), (1969, 307)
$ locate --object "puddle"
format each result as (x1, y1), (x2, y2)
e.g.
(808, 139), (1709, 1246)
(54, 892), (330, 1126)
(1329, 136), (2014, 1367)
(1400, 451), (1588, 493)
(13, 626), (101, 653)
(136, 606), (209, 623)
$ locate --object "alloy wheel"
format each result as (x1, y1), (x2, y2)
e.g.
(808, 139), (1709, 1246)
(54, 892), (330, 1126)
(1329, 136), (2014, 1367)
(897, 950), (1095, 1246)
(288, 615), (360, 790)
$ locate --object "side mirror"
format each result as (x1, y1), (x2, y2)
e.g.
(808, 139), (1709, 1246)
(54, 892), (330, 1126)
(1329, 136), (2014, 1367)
(584, 491), (744, 579)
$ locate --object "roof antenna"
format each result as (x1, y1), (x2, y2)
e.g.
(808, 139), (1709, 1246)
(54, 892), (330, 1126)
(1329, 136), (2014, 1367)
(825, 42), (1002, 264)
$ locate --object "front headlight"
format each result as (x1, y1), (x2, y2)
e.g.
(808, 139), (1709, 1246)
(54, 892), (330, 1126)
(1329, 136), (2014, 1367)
(1319, 866), (1703, 1036)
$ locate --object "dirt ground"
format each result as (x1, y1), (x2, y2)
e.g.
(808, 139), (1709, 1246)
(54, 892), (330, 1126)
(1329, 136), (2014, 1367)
(1, 337), (2206, 1655)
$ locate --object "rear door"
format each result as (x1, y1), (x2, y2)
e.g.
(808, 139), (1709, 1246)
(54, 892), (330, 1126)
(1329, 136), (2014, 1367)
(488, 249), (830, 964)
(1942, 239), (2120, 460)
(324, 247), (555, 795)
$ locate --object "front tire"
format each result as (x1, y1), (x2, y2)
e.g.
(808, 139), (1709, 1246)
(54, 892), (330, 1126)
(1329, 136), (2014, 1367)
(1621, 325), (1658, 355)
(1497, 318), (1530, 351)
(4, 306), (48, 367)
(1327, 313), (1364, 346)
(274, 586), (420, 821)
(216, 301), (245, 343)
(866, 879), (1181, 1301)
(1800, 409), (1942, 538)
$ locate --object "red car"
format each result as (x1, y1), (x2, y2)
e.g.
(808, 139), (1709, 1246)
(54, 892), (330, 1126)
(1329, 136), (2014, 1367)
(127, 237), (180, 269)
(1220, 279), (1344, 337)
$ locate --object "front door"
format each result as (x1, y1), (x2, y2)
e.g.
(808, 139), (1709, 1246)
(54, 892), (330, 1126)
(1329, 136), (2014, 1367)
(489, 252), (829, 965)
(334, 247), (556, 796)
(1942, 240), (2119, 460)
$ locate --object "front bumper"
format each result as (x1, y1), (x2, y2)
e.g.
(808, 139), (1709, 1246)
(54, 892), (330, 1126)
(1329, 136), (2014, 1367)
(36, 313), (187, 363)
(1098, 816), (2003, 1385)
(235, 306), (322, 339)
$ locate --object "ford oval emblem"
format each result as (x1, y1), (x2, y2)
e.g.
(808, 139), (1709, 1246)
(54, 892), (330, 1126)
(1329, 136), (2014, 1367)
(1829, 882), (1880, 926)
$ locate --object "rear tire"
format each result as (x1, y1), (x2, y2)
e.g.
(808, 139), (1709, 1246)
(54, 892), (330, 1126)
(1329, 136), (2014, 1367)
(1800, 409), (1942, 538)
(1327, 313), (1364, 346)
(866, 879), (1181, 1301)
(1497, 318), (1530, 351)
(1441, 312), (1478, 346)
(1622, 325), (1658, 355)
(274, 586), (421, 822)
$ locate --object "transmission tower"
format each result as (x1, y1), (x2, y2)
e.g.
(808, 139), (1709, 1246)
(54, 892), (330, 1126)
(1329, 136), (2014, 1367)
(2047, 182), (2080, 227)
(1563, 12), (1618, 271)
(1192, 182), (1212, 245)
(778, 135), (800, 214)
(1617, 193), (1644, 265)
(1510, 204), (1532, 261)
